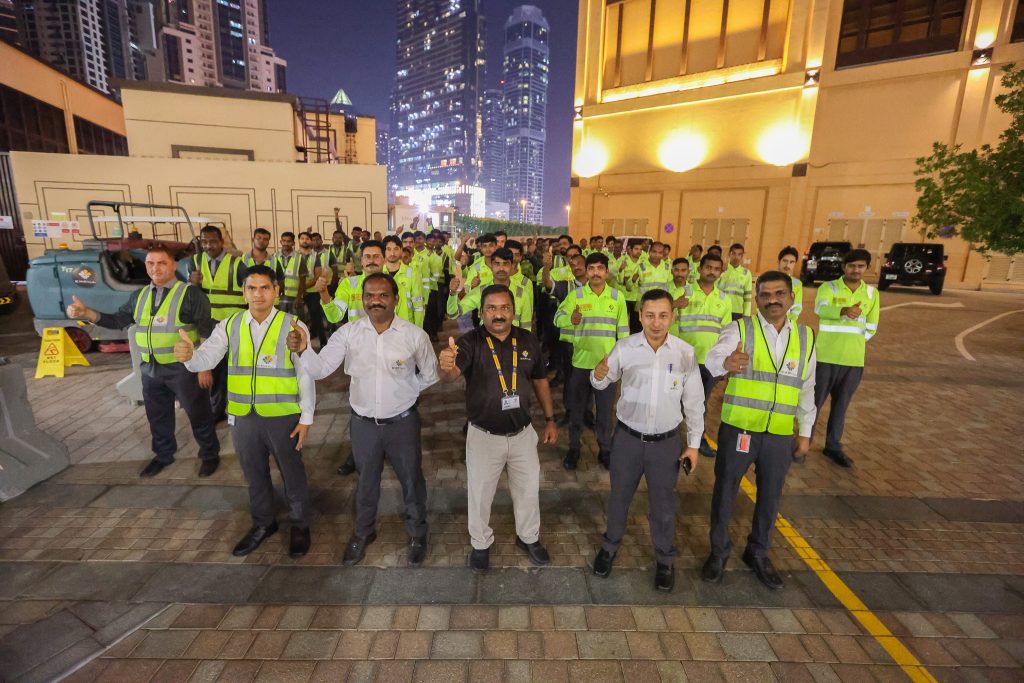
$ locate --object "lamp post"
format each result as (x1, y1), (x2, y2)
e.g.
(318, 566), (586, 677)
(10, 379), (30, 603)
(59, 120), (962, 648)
(565, 204), (571, 227)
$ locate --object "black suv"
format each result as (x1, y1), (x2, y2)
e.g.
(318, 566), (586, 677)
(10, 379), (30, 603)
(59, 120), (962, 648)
(879, 243), (947, 295)
(800, 241), (851, 286)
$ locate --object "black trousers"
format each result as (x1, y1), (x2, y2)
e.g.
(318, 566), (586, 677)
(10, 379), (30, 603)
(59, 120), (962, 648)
(350, 410), (428, 539)
(627, 301), (642, 334)
(141, 363), (220, 464)
(813, 362), (864, 451)
(709, 422), (793, 560)
(424, 289), (440, 337)
(303, 293), (328, 347)
(567, 366), (615, 452)
(232, 413), (312, 528)
(209, 356), (228, 420)
(731, 312), (744, 322)
(602, 430), (683, 565)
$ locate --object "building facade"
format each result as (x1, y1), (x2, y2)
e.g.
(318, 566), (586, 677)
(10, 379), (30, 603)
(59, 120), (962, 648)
(390, 0), (486, 194)
(481, 87), (506, 204)
(570, 0), (1024, 288)
(14, 0), (113, 92)
(503, 4), (549, 225)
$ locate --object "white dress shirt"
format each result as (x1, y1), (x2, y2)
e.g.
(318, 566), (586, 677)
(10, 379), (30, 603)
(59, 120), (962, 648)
(705, 312), (817, 437)
(591, 332), (705, 449)
(295, 314), (439, 419)
(184, 310), (316, 425)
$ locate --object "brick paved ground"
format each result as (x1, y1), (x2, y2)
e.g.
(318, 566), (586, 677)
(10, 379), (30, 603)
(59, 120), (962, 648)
(1, 286), (1022, 682)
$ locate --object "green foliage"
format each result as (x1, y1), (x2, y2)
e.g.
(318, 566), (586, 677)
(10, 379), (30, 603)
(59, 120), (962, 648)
(914, 63), (1024, 255)
(455, 215), (564, 236)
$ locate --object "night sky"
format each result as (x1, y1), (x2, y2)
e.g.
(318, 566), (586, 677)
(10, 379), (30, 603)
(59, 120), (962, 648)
(265, 0), (578, 227)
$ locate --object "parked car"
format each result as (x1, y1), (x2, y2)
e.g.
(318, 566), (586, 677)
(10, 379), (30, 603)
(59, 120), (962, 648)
(26, 201), (204, 352)
(800, 241), (851, 286)
(879, 242), (947, 295)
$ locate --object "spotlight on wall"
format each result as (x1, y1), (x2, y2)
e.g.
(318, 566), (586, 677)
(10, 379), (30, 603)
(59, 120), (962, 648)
(573, 140), (608, 178)
(658, 131), (707, 173)
(574, 106), (583, 121)
(804, 69), (820, 87)
(971, 47), (993, 67)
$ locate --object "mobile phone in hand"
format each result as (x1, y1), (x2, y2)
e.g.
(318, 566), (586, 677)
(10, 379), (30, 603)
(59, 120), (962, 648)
(682, 458), (692, 476)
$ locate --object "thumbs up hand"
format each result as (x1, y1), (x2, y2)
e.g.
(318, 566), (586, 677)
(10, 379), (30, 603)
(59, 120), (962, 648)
(470, 275), (481, 289)
(439, 336), (459, 372)
(174, 328), (196, 362)
(571, 305), (583, 326)
(594, 353), (611, 381)
(343, 262), (355, 277)
(66, 295), (90, 321)
(631, 270), (640, 283)
(842, 303), (863, 320)
(189, 269), (203, 286)
(673, 295), (689, 309)
(286, 318), (308, 354)
(724, 340), (750, 374)
(313, 274), (329, 294)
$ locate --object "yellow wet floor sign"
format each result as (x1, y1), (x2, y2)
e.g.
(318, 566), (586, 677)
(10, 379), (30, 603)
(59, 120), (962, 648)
(35, 327), (89, 378)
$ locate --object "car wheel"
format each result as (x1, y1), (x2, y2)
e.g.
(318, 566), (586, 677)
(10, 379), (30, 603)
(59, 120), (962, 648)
(877, 278), (891, 291)
(929, 278), (944, 296)
(65, 326), (95, 354)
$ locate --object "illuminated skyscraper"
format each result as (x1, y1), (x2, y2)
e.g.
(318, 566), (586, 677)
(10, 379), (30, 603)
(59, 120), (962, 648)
(481, 87), (506, 205)
(502, 5), (548, 225)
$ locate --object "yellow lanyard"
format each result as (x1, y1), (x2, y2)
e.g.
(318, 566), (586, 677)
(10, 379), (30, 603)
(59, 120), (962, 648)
(485, 336), (517, 396)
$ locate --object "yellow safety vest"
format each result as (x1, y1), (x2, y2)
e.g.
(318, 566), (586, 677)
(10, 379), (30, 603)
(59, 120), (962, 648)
(194, 254), (246, 320)
(225, 310), (300, 417)
(133, 280), (198, 364)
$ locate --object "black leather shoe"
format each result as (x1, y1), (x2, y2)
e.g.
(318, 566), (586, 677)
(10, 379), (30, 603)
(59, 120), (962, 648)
(289, 526), (311, 559)
(140, 458), (169, 478)
(701, 554), (726, 583)
(342, 532), (377, 566)
(699, 438), (717, 458)
(562, 448), (581, 471)
(592, 548), (615, 577)
(597, 450), (611, 470)
(742, 550), (784, 590)
(408, 535), (428, 567)
(337, 455), (357, 476)
(823, 447), (854, 468)
(655, 563), (675, 592)
(232, 521), (279, 557)
(792, 453), (807, 465)
(516, 537), (551, 566)
(469, 548), (490, 574)
(197, 458), (220, 478)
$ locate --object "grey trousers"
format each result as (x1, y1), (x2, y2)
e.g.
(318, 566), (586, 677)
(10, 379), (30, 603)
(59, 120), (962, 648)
(709, 422), (792, 560)
(602, 429), (684, 565)
(466, 425), (541, 549)
(567, 366), (615, 451)
(232, 413), (311, 528)
(350, 410), (428, 539)
(813, 362), (864, 451)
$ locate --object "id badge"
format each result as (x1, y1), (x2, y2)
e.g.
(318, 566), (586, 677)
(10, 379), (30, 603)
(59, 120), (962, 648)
(257, 354), (277, 368)
(153, 315), (168, 326)
(501, 395), (521, 411)
(227, 415), (235, 426)
(736, 432), (751, 453)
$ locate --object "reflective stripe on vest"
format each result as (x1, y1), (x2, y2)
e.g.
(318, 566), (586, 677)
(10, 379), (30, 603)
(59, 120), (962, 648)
(275, 254), (300, 298)
(225, 310), (300, 417)
(133, 281), (198, 364)
(721, 316), (813, 436)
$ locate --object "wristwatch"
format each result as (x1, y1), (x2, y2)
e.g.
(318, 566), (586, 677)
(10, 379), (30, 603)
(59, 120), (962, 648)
(545, 415), (555, 422)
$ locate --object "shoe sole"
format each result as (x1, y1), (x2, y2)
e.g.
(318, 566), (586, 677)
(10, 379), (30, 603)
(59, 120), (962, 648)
(742, 556), (784, 591)
(342, 555), (364, 566)
(701, 573), (724, 584)
(655, 582), (674, 592)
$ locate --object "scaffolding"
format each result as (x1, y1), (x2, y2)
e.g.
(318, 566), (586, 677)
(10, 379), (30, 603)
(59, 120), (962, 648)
(295, 97), (336, 163)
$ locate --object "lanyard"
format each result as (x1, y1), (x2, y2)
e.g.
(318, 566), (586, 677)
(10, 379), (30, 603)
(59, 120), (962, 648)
(485, 336), (517, 396)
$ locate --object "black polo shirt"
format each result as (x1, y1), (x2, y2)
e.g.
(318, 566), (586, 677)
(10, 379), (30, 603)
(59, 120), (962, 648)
(455, 325), (547, 435)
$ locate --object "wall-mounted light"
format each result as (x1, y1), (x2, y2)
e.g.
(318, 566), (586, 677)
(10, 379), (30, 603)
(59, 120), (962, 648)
(573, 140), (608, 178)
(574, 106), (583, 121)
(974, 32), (995, 49)
(757, 123), (809, 166)
(804, 69), (820, 87)
(658, 131), (707, 173)
(971, 47), (993, 67)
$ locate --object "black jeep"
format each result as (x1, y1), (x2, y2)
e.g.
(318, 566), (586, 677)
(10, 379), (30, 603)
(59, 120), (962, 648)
(800, 241), (851, 286)
(879, 243), (947, 295)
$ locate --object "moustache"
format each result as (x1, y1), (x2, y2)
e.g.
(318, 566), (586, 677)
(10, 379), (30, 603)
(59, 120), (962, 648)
(491, 318), (507, 324)
(367, 304), (385, 310)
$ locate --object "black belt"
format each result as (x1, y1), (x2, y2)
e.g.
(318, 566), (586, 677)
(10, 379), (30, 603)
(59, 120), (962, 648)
(617, 420), (679, 443)
(352, 406), (417, 426)
(469, 423), (529, 438)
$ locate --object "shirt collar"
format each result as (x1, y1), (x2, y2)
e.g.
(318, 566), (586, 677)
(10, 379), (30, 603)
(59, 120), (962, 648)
(356, 313), (400, 334)
(756, 311), (791, 334)
(244, 309), (278, 327)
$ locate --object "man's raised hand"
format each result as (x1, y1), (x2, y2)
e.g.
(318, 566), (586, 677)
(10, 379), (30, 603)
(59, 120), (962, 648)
(287, 319), (308, 354)
(174, 328), (196, 363)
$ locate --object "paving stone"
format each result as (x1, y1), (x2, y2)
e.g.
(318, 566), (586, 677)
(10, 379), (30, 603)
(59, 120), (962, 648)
(718, 608), (772, 632)
(177, 486), (251, 511)
(277, 606), (317, 630)
(135, 564), (267, 603)
(24, 561), (160, 601)
(182, 630), (231, 659)
(532, 660), (570, 683)
(947, 613), (998, 639)
(16, 636), (103, 683)
(414, 660), (467, 683)
(625, 631), (665, 659)
(763, 608), (805, 634)
(253, 660), (316, 682)
(585, 606), (637, 631)
(416, 606), (450, 630)
(369, 630), (399, 659)
(392, 605), (419, 629)
(310, 660), (352, 683)
(171, 605), (230, 629)
(719, 661), (779, 681)
(248, 566), (374, 604)
(282, 631), (340, 660)
(98, 658), (164, 681)
(684, 632), (727, 660)
(766, 633), (814, 662)
(576, 631), (630, 659)
(478, 567), (590, 604)
(833, 573), (926, 612)
(430, 631), (483, 658)
(219, 605), (263, 630)
(89, 484), (192, 508)
(4, 482), (107, 508)
(922, 498), (1024, 523)
(631, 606), (668, 631)
(0, 608), (93, 678)
(543, 630), (579, 659)
(449, 605), (497, 629)
(483, 630), (517, 658)
(499, 605), (532, 630)
(781, 495), (859, 519)
(897, 573), (1024, 614)
(718, 632), (778, 661)
(517, 631), (544, 659)
(208, 660), (252, 683)
(131, 629), (200, 658)
(149, 659), (200, 683)
(530, 606), (556, 630)
(333, 630), (373, 659)
(894, 612), (942, 637)
(587, 568), (695, 605)
(246, 630), (291, 659)
(0, 562), (57, 599)
(691, 571), (816, 609)
(376, 660), (416, 683)
(659, 631), (691, 659)
(621, 661), (662, 680)
(366, 567), (477, 604)
(395, 631), (432, 659)
(92, 603), (168, 645)
(769, 662), (817, 683)
(567, 660), (624, 682)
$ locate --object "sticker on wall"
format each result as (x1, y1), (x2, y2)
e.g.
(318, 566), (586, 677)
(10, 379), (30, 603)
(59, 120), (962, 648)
(664, 223), (675, 234)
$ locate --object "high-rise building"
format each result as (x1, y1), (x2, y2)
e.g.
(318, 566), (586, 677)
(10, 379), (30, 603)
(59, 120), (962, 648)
(481, 87), (506, 205)
(150, 0), (285, 92)
(15, 0), (111, 92)
(390, 0), (486, 198)
(502, 5), (548, 225)
(0, 0), (19, 44)
(376, 122), (396, 201)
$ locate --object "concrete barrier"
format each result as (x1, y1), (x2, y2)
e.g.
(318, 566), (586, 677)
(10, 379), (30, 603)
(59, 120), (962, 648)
(0, 363), (70, 501)
(116, 324), (144, 405)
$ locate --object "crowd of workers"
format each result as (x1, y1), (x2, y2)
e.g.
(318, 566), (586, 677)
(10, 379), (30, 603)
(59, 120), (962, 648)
(63, 221), (880, 592)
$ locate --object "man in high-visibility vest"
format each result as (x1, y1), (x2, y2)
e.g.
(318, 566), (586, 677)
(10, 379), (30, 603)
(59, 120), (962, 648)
(675, 253), (731, 458)
(414, 230), (444, 339)
(241, 228), (274, 269)
(553, 252), (630, 471)
(189, 225), (247, 421)
(272, 232), (300, 312)
(176, 264), (316, 559)
(810, 248), (879, 468)
(615, 239), (645, 333)
(65, 244), (221, 478)
(449, 248), (534, 331)
(686, 244), (703, 284)
(777, 246), (804, 324)
(297, 231), (330, 348)
(633, 241), (672, 297)
(718, 243), (753, 321)
(702, 271), (816, 590)
(463, 233), (497, 287)
(381, 235), (426, 325)
(669, 257), (693, 338)
(320, 240), (385, 328)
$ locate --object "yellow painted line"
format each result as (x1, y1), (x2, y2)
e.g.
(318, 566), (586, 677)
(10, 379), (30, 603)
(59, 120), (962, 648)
(705, 434), (937, 682)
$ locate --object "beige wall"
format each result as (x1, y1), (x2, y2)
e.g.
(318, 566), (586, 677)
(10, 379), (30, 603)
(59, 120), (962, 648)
(121, 87), (297, 162)
(570, 0), (1024, 289)
(10, 152), (388, 257)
